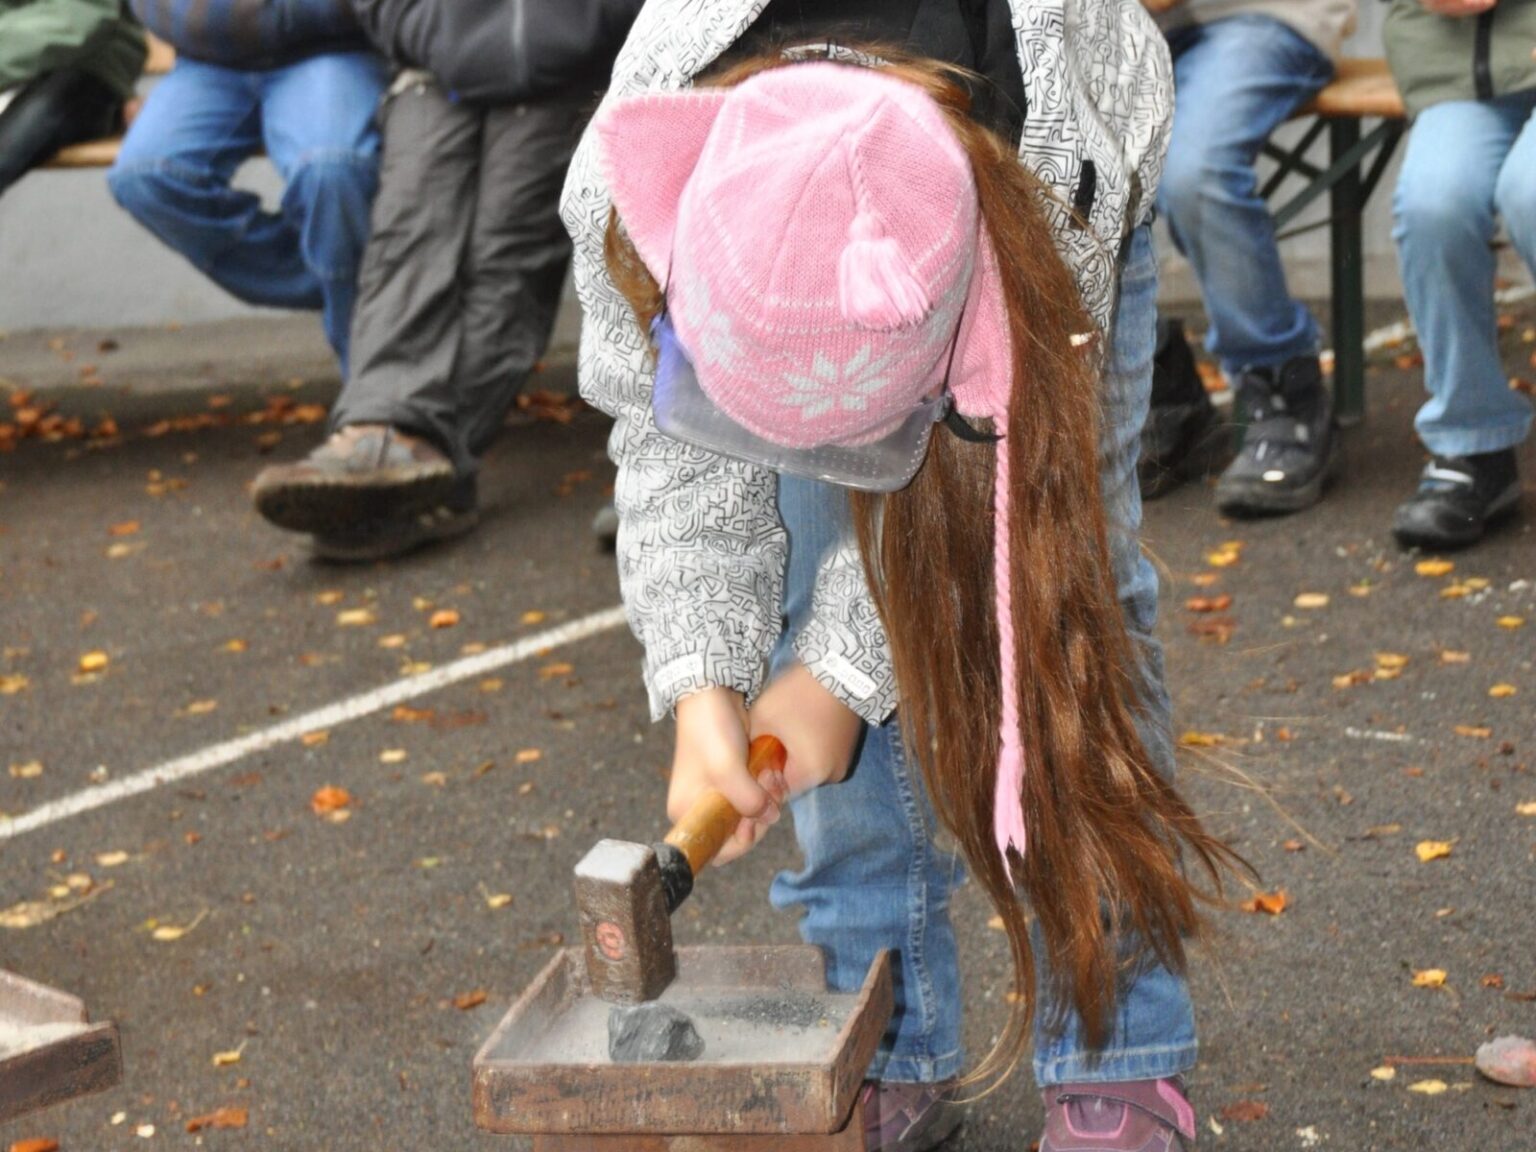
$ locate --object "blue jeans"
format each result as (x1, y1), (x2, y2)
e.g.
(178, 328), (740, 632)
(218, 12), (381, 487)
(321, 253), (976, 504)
(108, 53), (387, 368)
(770, 226), (1196, 1086)
(1393, 90), (1536, 457)
(1160, 15), (1333, 376)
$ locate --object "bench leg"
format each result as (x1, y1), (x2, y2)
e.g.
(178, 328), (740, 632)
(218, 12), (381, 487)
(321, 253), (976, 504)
(1329, 117), (1367, 427)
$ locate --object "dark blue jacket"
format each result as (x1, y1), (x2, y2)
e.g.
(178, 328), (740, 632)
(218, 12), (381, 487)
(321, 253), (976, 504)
(129, 0), (367, 68)
(350, 0), (644, 103)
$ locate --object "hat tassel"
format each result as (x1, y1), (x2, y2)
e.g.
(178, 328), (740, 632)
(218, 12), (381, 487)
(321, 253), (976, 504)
(839, 211), (931, 331)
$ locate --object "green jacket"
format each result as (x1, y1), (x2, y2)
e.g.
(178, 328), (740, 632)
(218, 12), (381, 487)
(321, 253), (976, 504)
(0, 0), (146, 101)
(1385, 0), (1536, 117)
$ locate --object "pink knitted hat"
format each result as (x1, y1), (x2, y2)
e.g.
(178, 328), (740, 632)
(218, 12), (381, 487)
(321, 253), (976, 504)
(597, 62), (1032, 872)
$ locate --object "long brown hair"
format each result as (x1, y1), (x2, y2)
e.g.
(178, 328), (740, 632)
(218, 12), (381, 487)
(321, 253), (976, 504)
(606, 50), (1240, 1087)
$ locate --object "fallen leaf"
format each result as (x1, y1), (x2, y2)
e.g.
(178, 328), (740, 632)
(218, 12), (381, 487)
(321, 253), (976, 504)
(1294, 593), (1330, 609)
(1348, 582), (1374, 598)
(1185, 595), (1232, 613)
(1179, 730), (1227, 748)
(105, 541), (144, 559)
(480, 678), (504, 693)
(1497, 616), (1526, 630)
(420, 771), (448, 787)
(1190, 573), (1220, 587)
(539, 662), (575, 680)
(1439, 650), (1471, 665)
(1364, 823), (1403, 839)
(336, 608), (377, 627)
(399, 660), (432, 676)
(1218, 1100), (1269, 1123)
(185, 1106), (248, 1132)
(1489, 684), (1518, 698)
(1416, 841), (1454, 863)
(515, 748), (542, 764)
(1240, 889), (1287, 916)
(183, 699), (218, 716)
(301, 730), (329, 747)
(1517, 802), (1536, 816)
(1454, 725), (1492, 739)
(0, 881), (111, 928)
(1375, 653), (1410, 671)
(9, 1140), (61, 1152)
(1440, 583), (1471, 600)
(429, 609), (460, 629)
(136, 1123), (155, 1138)
(378, 634), (408, 649)
(1370, 1066), (1396, 1081)
(480, 884), (513, 910)
(108, 520), (140, 537)
(314, 590), (344, 605)
(379, 749), (407, 764)
(521, 610), (547, 625)
(151, 908), (207, 942)
(1281, 839), (1305, 852)
(453, 989), (488, 1011)
(310, 786), (352, 815)
(392, 704), (434, 724)
(77, 651), (109, 673)
(1415, 559), (1455, 578)
(0, 673), (30, 695)
(211, 1044), (244, 1067)
(1483, 974), (1506, 989)
(1407, 1079), (1447, 1095)
(95, 850), (130, 867)
(222, 639), (247, 653)
(9, 761), (43, 779)
(1333, 670), (1373, 688)
(1412, 969), (1448, 988)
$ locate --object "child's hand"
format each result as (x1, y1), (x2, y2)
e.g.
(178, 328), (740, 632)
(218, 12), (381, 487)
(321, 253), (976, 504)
(749, 662), (863, 797)
(670, 686), (787, 866)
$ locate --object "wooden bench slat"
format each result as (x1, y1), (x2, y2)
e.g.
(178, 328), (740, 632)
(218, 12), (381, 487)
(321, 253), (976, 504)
(1299, 58), (1406, 121)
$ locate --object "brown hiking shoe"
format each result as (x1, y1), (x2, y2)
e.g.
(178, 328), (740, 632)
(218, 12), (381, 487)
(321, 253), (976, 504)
(252, 424), (456, 536)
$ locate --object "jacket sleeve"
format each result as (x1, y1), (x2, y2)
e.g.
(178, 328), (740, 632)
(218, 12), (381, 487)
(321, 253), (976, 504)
(794, 536), (899, 725)
(560, 116), (788, 721)
(0, 0), (121, 90)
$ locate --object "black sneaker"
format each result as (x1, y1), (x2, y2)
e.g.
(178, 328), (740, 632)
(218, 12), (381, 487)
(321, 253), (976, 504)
(1215, 355), (1337, 517)
(1392, 449), (1521, 551)
(1138, 320), (1227, 501)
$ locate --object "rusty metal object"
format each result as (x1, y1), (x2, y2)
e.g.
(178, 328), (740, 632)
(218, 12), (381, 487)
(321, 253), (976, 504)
(472, 945), (893, 1136)
(531, 1115), (867, 1151)
(0, 968), (121, 1123)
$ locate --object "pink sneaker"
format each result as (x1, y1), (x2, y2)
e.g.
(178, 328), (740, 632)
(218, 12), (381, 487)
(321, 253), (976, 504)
(860, 1079), (966, 1151)
(1038, 1078), (1197, 1151)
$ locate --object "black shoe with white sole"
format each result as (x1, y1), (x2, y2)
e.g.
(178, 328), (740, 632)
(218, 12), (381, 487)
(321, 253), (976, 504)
(1392, 449), (1521, 551)
(1215, 356), (1336, 517)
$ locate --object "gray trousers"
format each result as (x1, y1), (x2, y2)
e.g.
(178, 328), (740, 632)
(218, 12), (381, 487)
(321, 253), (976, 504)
(336, 79), (586, 474)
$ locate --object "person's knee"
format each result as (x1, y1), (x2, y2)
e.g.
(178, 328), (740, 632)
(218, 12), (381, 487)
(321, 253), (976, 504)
(1494, 170), (1536, 251)
(1395, 169), (1488, 247)
(1157, 146), (1205, 231)
(107, 158), (181, 224)
(286, 148), (378, 213)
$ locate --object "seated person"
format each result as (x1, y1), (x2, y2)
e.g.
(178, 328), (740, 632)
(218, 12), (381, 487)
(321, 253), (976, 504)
(108, 0), (387, 370)
(0, 0), (145, 198)
(1138, 0), (1356, 517)
(248, 0), (644, 562)
(1385, 0), (1533, 550)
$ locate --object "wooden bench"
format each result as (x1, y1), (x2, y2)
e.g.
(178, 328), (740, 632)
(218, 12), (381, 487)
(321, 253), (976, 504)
(43, 36), (174, 169)
(1262, 58), (1407, 425)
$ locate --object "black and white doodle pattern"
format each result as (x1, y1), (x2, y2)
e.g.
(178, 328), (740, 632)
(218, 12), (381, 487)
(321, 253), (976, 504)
(560, 0), (1173, 722)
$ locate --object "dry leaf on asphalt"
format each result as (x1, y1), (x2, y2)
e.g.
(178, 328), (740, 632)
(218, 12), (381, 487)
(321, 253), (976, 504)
(1240, 890), (1288, 916)
(1517, 802), (1536, 816)
(1218, 1101), (1269, 1123)
(379, 749), (407, 764)
(1294, 593), (1329, 609)
(429, 609), (460, 629)
(515, 748), (542, 764)
(1415, 841), (1454, 863)
(77, 650), (108, 673)
(539, 662), (575, 680)
(1497, 616), (1526, 630)
(1412, 969), (1448, 988)
(1184, 595), (1232, 613)
(9, 761), (43, 779)
(301, 730), (329, 747)
(9, 1139), (61, 1152)
(1206, 542), (1243, 568)
(1415, 559), (1455, 577)
(310, 786), (353, 815)
(0, 674), (30, 695)
(1407, 1080), (1448, 1095)
(151, 908), (207, 942)
(185, 1107), (248, 1132)
(453, 989), (488, 1011)
(1489, 684), (1518, 698)
(1454, 725), (1492, 739)
(314, 590), (344, 605)
(108, 520), (140, 537)
(1439, 650), (1471, 664)
(211, 1042), (245, 1067)
(1375, 653), (1410, 672)
(1370, 1066), (1396, 1081)
(521, 610), (547, 624)
(95, 850), (129, 867)
(1178, 730), (1228, 748)
(0, 881), (111, 929)
(336, 608), (377, 627)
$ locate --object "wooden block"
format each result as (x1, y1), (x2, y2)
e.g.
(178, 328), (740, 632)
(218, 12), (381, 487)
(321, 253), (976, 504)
(474, 947), (893, 1136)
(0, 969), (122, 1123)
(532, 1108), (865, 1151)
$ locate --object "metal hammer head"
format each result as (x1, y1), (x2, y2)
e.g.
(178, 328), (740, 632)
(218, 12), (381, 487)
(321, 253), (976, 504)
(573, 839), (693, 1004)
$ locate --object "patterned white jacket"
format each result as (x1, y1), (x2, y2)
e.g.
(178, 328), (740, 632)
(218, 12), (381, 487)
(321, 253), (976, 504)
(559, 0), (1173, 723)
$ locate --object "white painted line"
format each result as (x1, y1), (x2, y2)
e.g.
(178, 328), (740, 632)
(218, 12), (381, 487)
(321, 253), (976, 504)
(0, 605), (630, 843)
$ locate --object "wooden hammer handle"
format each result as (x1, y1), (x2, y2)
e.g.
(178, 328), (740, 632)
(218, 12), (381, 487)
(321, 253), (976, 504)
(662, 735), (787, 876)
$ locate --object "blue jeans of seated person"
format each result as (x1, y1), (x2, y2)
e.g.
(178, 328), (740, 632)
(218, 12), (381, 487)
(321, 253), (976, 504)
(108, 53), (387, 370)
(1393, 90), (1536, 458)
(1160, 15), (1333, 376)
(770, 225), (1195, 1086)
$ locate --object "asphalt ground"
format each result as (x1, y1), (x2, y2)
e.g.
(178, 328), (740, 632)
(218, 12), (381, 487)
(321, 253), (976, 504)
(2, 316), (1534, 1152)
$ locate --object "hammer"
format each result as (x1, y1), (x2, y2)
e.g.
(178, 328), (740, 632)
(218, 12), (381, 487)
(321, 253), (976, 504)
(573, 735), (787, 1063)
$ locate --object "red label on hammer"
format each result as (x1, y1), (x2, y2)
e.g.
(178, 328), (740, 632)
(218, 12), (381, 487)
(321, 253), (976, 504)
(594, 920), (627, 961)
